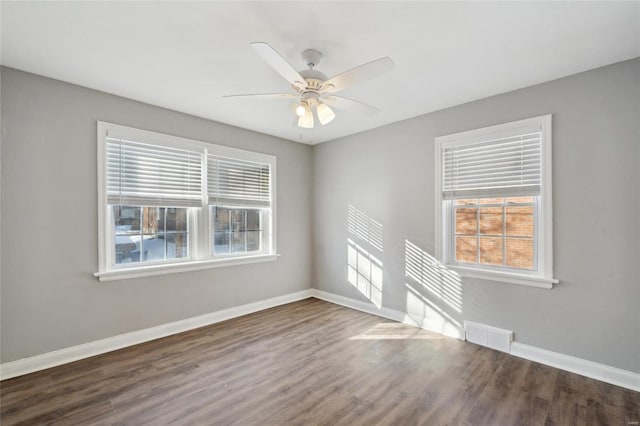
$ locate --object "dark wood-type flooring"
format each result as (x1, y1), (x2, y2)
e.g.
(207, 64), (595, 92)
(1, 298), (638, 425)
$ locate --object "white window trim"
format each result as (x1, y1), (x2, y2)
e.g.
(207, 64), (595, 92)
(94, 254), (280, 282)
(434, 115), (557, 289)
(95, 122), (278, 281)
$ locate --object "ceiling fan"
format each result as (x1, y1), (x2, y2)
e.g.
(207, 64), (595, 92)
(224, 42), (394, 129)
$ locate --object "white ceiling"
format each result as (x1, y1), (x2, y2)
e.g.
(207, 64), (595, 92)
(2, 2), (639, 145)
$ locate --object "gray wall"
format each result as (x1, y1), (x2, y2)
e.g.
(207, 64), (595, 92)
(2, 59), (639, 374)
(313, 58), (640, 373)
(0, 67), (313, 363)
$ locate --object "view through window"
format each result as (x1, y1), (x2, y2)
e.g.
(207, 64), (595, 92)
(212, 206), (263, 254)
(453, 197), (535, 270)
(113, 206), (189, 264)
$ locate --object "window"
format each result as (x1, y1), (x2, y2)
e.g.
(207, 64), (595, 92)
(435, 115), (556, 288)
(207, 155), (271, 256)
(96, 122), (276, 281)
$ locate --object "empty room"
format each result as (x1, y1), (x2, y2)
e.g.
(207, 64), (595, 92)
(1, 1), (639, 424)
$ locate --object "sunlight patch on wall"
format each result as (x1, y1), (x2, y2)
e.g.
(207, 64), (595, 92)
(348, 238), (383, 308)
(405, 283), (463, 339)
(404, 240), (462, 313)
(347, 205), (383, 252)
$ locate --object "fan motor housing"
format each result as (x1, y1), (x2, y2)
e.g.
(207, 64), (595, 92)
(298, 69), (327, 93)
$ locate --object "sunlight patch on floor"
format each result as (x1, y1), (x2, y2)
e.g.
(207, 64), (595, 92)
(349, 322), (447, 340)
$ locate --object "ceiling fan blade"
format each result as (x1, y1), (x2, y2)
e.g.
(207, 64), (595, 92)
(250, 42), (306, 90)
(322, 95), (379, 116)
(321, 57), (394, 93)
(223, 93), (298, 100)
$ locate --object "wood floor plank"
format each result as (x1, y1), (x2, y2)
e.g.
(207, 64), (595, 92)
(623, 389), (640, 424)
(1, 298), (637, 425)
(520, 360), (559, 401)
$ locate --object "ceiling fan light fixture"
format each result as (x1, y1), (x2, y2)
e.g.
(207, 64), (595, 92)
(316, 103), (336, 125)
(298, 107), (314, 128)
(295, 102), (308, 117)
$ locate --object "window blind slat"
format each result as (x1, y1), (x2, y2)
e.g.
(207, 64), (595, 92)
(106, 137), (203, 207)
(444, 134), (540, 153)
(444, 147), (540, 164)
(442, 132), (542, 199)
(444, 164), (540, 180)
(443, 185), (540, 200)
(106, 175), (202, 187)
(442, 159), (540, 176)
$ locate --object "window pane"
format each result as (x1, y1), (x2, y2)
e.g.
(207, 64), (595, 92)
(142, 235), (165, 261)
(113, 206), (144, 265)
(158, 208), (166, 232)
(213, 207), (230, 231)
(142, 207), (159, 234)
(478, 198), (504, 206)
(456, 236), (477, 263)
(231, 232), (246, 253)
(455, 208), (477, 235)
(506, 206), (534, 237)
(506, 196), (534, 204)
(506, 238), (534, 270)
(480, 207), (503, 236)
(115, 235), (140, 264)
(247, 209), (260, 231)
(479, 237), (503, 266)
(167, 233), (189, 259)
(114, 206), (141, 234)
(165, 208), (188, 232)
(455, 199), (476, 206)
(214, 231), (230, 254)
(232, 209), (246, 232)
(246, 231), (261, 252)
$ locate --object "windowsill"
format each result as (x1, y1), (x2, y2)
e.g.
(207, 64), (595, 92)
(449, 265), (558, 289)
(94, 254), (280, 282)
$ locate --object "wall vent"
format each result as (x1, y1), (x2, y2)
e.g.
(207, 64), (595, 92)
(464, 321), (513, 353)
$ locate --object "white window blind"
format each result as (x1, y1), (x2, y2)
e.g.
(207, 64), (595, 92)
(208, 156), (271, 208)
(442, 132), (541, 199)
(106, 137), (203, 207)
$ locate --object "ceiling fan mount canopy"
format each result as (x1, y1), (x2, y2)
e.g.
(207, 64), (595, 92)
(224, 42), (394, 129)
(301, 48), (322, 69)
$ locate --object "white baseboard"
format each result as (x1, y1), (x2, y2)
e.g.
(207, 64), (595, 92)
(312, 289), (640, 392)
(511, 342), (640, 392)
(0, 289), (313, 381)
(310, 289), (465, 340)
